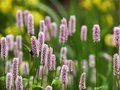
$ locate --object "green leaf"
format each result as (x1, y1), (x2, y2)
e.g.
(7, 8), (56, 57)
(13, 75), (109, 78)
(94, 85), (108, 90)
(32, 85), (44, 89)
(51, 79), (61, 87)
(23, 78), (28, 82)
(98, 73), (106, 82)
(0, 76), (5, 81)
(26, 2), (60, 24)
(50, 0), (67, 17)
(23, 43), (31, 52)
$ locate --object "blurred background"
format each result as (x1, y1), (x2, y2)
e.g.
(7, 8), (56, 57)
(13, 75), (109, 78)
(0, 0), (120, 90)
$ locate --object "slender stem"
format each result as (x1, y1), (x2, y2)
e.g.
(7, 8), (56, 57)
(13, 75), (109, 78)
(41, 65), (44, 86)
(4, 58), (6, 90)
(53, 85), (55, 90)
(62, 84), (65, 90)
(33, 57), (36, 85)
(116, 76), (119, 90)
(95, 43), (98, 87)
(82, 42), (84, 59)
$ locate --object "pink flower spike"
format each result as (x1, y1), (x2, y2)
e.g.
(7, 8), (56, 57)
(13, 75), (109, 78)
(89, 54), (95, 68)
(21, 62), (29, 75)
(60, 65), (68, 84)
(45, 85), (52, 90)
(61, 18), (68, 40)
(59, 24), (66, 44)
(27, 14), (34, 36)
(38, 31), (45, 52)
(6, 34), (14, 51)
(6, 72), (13, 90)
(41, 44), (48, 65)
(113, 53), (120, 76)
(12, 58), (19, 79)
(51, 22), (57, 38)
(1, 37), (8, 60)
(91, 68), (96, 83)
(45, 16), (51, 29)
(93, 24), (100, 42)
(23, 10), (29, 26)
(50, 54), (56, 71)
(6, 61), (12, 73)
(31, 36), (39, 57)
(113, 27), (120, 47)
(81, 25), (87, 41)
(15, 76), (23, 90)
(40, 20), (45, 32)
(13, 42), (19, 57)
(16, 35), (22, 50)
(16, 10), (23, 29)
(79, 72), (86, 90)
(47, 47), (53, 70)
(68, 15), (76, 35)
(60, 47), (67, 63)
(45, 26), (50, 41)
(17, 51), (23, 65)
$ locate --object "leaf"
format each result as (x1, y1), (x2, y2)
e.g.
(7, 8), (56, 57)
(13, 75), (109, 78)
(50, 0), (67, 17)
(51, 79), (61, 87)
(23, 78), (28, 82)
(23, 43), (31, 52)
(26, 2), (60, 24)
(32, 85), (44, 89)
(98, 73), (106, 82)
(23, 78), (29, 87)
(94, 85), (108, 90)
(0, 76), (4, 81)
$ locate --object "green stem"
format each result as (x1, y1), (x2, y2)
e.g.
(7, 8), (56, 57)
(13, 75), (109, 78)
(95, 43), (98, 87)
(115, 76), (119, 90)
(33, 57), (36, 85)
(4, 59), (6, 90)
(41, 65), (44, 86)
(62, 84), (66, 90)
